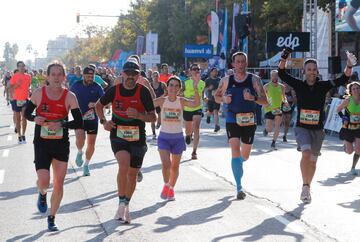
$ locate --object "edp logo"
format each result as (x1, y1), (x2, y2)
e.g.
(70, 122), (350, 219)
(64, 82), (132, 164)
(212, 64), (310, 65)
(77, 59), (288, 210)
(276, 34), (300, 49)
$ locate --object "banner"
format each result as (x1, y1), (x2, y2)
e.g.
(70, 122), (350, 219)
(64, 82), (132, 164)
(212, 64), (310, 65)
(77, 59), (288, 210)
(146, 31), (158, 55)
(324, 98), (343, 133)
(211, 11), (219, 54)
(231, 3), (240, 49)
(336, 0), (360, 32)
(266, 32), (310, 52)
(183, 44), (213, 58)
(220, 8), (228, 57)
(136, 36), (145, 56)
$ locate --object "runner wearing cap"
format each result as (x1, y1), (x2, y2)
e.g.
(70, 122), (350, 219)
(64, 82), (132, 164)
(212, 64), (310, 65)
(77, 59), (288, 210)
(71, 66), (104, 176)
(95, 60), (156, 223)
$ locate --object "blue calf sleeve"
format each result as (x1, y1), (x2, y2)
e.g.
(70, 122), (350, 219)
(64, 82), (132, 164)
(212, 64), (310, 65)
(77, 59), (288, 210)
(231, 156), (244, 192)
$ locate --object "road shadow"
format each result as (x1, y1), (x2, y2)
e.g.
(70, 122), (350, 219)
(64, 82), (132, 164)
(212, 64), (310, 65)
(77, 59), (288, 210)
(211, 203), (306, 242)
(154, 196), (232, 233)
(131, 201), (168, 220)
(0, 144), (20, 150)
(0, 132), (10, 137)
(141, 158), (191, 175)
(338, 196), (360, 213)
(0, 125), (10, 129)
(67, 159), (117, 175)
(317, 172), (356, 187)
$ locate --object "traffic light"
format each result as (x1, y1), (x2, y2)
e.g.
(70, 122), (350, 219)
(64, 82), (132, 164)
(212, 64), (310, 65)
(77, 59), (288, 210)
(76, 13), (80, 23)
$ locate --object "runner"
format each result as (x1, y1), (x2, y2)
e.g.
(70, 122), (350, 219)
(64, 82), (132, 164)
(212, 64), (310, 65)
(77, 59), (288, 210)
(278, 48), (354, 203)
(159, 63), (172, 83)
(2, 71), (12, 105)
(88, 64), (109, 90)
(67, 65), (82, 88)
(10, 61), (31, 144)
(263, 70), (287, 149)
(71, 67), (104, 176)
(215, 52), (268, 200)
(151, 71), (167, 139)
(153, 76), (200, 200)
(282, 83), (296, 142)
(183, 63), (206, 160)
(345, 0), (360, 31)
(337, 82), (360, 175)
(205, 67), (221, 132)
(95, 60), (156, 223)
(36, 69), (47, 87)
(24, 63), (83, 231)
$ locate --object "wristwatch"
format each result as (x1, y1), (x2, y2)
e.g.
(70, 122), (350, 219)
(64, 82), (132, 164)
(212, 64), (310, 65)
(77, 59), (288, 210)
(100, 118), (106, 124)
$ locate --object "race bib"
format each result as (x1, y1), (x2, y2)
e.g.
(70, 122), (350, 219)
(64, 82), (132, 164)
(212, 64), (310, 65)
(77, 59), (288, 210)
(83, 109), (96, 121)
(16, 100), (26, 107)
(299, 109), (320, 125)
(236, 112), (255, 127)
(350, 113), (360, 124)
(40, 126), (63, 140)
(271, 108), (282, 115)
(164, 108), (181, 122)
(116, 126), (139, 142)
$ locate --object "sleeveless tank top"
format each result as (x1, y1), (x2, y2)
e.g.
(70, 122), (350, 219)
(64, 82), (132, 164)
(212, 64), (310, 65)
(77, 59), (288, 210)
(346, 96), (360, 130)
(36, 86), (68, 121)
(160, 96), (183, 134)
(264, 82), (283, 113)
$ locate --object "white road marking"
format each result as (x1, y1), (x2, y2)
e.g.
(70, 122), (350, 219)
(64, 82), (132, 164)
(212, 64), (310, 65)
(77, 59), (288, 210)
(189, 166), (215, 180)
(9, 124), (14, 130)
(256, 205), (304, 233)
(2, 149), (9, 158)
(0, 170), (4, 184)
(7, 135), (12, 141)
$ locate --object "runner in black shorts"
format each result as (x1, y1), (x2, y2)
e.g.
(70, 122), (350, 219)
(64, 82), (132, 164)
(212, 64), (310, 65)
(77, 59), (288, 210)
(282, 83), (296, 142)
(95, 60), (156, 223)
(25, 63), (83, 231)
(71, 66), (104, 176)
(205, 67), (221, 132)
(150, 71), (167, 139)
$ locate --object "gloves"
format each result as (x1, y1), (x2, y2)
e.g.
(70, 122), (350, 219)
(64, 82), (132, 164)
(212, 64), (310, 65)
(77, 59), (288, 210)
(281, 47), (293, 60)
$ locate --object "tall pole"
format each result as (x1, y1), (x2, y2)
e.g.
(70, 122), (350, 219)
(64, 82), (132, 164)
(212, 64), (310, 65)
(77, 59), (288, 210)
(243, 0), (248, 54)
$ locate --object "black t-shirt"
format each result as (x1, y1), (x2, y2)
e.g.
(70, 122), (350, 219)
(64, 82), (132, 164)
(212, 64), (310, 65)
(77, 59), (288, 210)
(99, 84), (154, 145)
(278, 69), (349, 130)
(205, 77), (220, 101)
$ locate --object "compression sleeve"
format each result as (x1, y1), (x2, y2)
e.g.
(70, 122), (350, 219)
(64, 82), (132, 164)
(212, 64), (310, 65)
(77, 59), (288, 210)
(61, 108), (84, 129)
(24, 101), (37, 121)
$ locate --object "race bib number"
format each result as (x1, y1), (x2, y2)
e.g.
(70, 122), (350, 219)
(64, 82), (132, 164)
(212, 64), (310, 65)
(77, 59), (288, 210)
(40, 126), (63, 140)
(16, 100), (26, 107)
(236, 112), (255, 127)
(350, 113), (360, 124)
(299, 109), (320, 125)
(282, 104), (292, 112)
(83, 109), (96, 121)
(116, 126), (139, 142)
(271, 108), (282, 115)
(164, 108), (181, 122)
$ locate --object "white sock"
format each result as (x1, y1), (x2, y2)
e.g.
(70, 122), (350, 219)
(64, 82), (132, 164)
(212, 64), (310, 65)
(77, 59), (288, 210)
(85, 160), (90, 166)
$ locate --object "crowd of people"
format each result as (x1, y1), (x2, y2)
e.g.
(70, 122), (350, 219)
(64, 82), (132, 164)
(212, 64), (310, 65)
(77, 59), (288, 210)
(1, 50), (358, 231)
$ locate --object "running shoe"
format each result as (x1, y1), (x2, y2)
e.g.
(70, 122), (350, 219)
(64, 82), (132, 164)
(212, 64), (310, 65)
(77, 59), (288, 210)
(271, 140), (276, 150)
(37, 192), (47, 213)
(214, 125), (220, 132)
(351, 168), (358, 176)
(206, 116), (211, 124)
(75, 151), (84, 167)
(300, 185), (311, 204)
(114, 203), (125, 220)
(160, 184), (170, 199)
(137, 170), (143, 182)
(191, 152), (197, 160)
(47, 215), (59, 232)
(283, 136), (287, 142)
(167, 188), (175, 201)
(18, 136), (22, 144)
(21, 136), (26, 144)
(236, 191), (246, 200)
(185, 135), (191, 145)
(83, 165), (90, 176)
(263, 129), (268, 136)
(123, 205), (131, 224)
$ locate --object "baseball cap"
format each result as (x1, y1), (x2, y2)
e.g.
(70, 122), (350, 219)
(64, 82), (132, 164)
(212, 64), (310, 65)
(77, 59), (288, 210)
(123, 61), (140, 73)
(83, 66), (95, 75)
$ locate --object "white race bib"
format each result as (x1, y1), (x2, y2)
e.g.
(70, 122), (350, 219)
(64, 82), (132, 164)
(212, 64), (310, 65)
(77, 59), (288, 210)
(236, 113), (255, 127)
(116, 126), (140, 142)
(40, 126), (63, 140)
(299, 109), (320, 125)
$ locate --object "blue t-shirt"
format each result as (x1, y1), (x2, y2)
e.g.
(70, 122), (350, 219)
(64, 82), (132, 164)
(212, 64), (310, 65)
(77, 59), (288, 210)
(71, 81), (104, 122)
(67, 74), (82, 88)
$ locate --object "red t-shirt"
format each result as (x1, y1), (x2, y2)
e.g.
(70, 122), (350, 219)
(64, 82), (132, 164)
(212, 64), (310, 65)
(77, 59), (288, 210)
(159, 73), (172, 83)
(10, 73), (31, 100)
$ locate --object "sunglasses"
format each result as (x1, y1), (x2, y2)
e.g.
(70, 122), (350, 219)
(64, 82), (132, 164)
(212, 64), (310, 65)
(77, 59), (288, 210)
(191, 68), (200, 71)
(168, 84), (180, 88)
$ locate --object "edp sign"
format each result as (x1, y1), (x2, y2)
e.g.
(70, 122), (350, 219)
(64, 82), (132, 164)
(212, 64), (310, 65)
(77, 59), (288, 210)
(266, 32), (310, 52)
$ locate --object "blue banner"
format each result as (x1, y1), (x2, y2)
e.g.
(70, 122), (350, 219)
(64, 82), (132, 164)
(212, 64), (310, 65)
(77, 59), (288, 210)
(183, 44), (213, 58)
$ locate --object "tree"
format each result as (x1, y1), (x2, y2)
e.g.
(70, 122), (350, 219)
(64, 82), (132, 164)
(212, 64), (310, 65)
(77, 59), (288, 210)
(3, 42), (19, 70)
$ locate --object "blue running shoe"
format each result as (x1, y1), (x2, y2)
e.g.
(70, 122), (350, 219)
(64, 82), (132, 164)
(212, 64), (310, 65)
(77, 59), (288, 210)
(75, 152), (83, 167)
(37, 192), (47, 213)
(83, 165), (90, 176)
(47, 215), (59, 232)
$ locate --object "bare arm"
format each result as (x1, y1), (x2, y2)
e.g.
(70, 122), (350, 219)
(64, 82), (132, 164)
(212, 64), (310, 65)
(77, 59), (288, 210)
(153, 97), (166, 108)
(336, 98), (350, 113)
(214, 76), (229, 104)
(252, 77), (268, 105)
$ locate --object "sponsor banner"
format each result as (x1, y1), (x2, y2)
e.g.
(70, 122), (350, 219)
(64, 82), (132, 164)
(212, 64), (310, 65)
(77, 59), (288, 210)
(266, 32), (310, 52)
(183, 44), (213, 58)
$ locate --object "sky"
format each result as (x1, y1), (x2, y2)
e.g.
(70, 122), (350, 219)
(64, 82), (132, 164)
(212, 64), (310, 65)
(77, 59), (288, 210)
(0, 0), (132, 61)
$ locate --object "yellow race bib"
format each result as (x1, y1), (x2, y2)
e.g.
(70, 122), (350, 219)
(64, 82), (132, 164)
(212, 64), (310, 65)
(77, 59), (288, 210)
(116, 126), (140, 142)
(299, 109), (320, 125)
